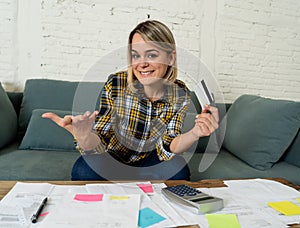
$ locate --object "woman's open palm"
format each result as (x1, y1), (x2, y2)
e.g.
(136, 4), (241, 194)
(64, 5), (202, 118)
(42, 111), (99, 140)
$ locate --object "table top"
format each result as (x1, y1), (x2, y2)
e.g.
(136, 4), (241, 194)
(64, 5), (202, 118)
(0, 178), (300, 200)
(0, 179), (230, 200)
(1, 178), (299, 201)
(0, 178), (299, 228)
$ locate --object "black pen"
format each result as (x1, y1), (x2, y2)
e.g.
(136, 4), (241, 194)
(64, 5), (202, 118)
(31, 197), (48, 223)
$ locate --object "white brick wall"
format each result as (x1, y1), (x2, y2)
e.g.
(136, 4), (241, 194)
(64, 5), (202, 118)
(216, 0), (300, 102)
(39, 0), (204, 84)
(0, 0), (299, 103)
(0, 0), (17, 90)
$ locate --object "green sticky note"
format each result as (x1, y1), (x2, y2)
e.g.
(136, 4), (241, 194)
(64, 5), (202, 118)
(268, 201), (300, 216)
(206, 214), (241, 228)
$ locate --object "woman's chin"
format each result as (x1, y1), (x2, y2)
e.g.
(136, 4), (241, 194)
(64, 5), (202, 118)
(138, 77), (163, 86)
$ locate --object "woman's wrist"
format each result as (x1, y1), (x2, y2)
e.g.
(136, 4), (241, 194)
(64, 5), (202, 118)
(189, 128), (201, 141)
(76, 131), (100, 151)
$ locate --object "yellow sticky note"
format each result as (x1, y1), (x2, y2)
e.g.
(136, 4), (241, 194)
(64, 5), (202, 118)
(297, 198), (300, 203)
(109, 195), (129, 200)
(206, 214), (241, 228)
(268, 201), (300, 216)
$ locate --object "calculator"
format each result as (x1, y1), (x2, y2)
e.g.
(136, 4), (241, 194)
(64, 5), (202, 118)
(161, 184), (223, 214)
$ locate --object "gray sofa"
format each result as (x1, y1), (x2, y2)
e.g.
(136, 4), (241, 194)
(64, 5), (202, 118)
(0, 79), (299, 185)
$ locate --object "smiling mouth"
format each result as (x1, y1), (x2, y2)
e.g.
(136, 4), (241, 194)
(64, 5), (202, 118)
(140, 71), (154, 76)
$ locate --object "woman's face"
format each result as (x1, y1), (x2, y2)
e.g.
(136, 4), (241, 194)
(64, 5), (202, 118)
(131, 33), (175, 86)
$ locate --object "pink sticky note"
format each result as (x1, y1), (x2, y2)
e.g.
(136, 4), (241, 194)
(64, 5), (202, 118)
(137, 184), (154, 193)
(74, 194), (103, 202)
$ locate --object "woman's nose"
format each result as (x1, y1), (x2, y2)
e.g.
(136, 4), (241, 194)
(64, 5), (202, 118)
(139, 58), (149, 67)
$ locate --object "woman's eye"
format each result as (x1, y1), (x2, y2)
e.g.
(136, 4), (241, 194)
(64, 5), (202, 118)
(132, 54), (140, 59)
(148, 53), (158, 59)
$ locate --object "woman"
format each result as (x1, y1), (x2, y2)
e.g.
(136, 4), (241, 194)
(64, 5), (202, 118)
(42, 20), (219, 180)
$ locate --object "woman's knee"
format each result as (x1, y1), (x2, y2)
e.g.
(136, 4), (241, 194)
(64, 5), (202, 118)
(71, 156), (106, 181)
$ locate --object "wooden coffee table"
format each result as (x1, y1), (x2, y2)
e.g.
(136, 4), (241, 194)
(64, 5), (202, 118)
(0, 179), (228, 201)
(0, 178), (299, 228)
(1, 178), (299, 200)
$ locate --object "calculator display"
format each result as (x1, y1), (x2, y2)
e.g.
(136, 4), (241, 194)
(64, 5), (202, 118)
(190, 196), (214, 202)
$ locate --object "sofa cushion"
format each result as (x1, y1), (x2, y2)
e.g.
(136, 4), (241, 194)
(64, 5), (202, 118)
(283, 129), (300, 168)
(187, 149), (300, 185)
(0, 142), (80, 180)
(0, 83), (18, 148)
(19, 109), (76, 151)
(223, 94), (300, 170)
(19, 79), (103, 134)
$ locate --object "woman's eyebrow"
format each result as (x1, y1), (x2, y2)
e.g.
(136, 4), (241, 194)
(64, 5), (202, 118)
(131, 49), (159, 53)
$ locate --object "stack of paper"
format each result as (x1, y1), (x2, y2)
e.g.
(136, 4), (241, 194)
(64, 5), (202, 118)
(0, 179), (300, 228)
(0, 182), (189, 228)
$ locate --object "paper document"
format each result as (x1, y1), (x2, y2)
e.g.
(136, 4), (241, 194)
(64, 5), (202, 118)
(211, 179), (300, 227)
(0, 182), (87, 227)
(41, 193), (140, 228)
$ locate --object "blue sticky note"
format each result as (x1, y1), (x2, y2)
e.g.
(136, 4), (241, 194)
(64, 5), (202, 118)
(138, 207), (166, 228)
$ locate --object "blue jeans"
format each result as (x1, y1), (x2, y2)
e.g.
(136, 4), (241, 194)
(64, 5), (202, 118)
(71, 151), (190, 181)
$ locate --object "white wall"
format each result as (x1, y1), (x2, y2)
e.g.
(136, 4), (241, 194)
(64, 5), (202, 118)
(0, 0), (17, 90)
(215, 0), (300, 101)
(0, 0), (299, 103)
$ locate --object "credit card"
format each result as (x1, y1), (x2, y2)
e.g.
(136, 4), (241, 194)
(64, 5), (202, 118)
(196, 80), (215, 110)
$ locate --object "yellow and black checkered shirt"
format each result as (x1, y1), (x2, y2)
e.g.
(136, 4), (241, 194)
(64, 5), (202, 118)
(78, 71), (190, 164)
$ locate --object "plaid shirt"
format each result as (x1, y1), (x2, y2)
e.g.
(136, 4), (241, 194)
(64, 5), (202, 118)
(77, 71), (190, 164)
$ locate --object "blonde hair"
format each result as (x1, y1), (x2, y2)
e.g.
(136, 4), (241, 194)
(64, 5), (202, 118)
(127, 20), (177, 88)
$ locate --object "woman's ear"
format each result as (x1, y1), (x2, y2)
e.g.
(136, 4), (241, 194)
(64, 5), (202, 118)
(168, 50), (176, 66)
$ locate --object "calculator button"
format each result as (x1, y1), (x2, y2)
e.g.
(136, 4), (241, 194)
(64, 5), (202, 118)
(166, 185), (202, 197)
(186, 192), (197, 196)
